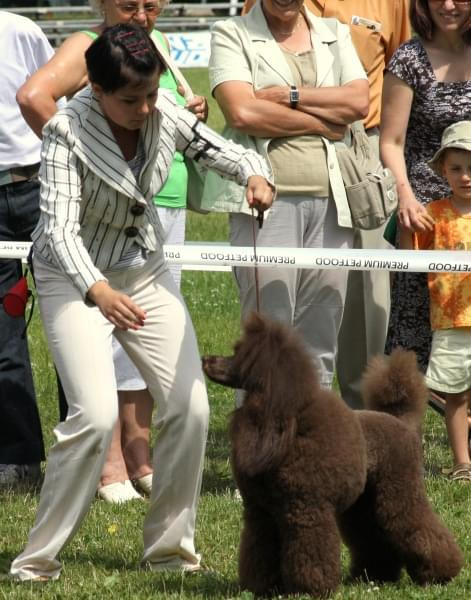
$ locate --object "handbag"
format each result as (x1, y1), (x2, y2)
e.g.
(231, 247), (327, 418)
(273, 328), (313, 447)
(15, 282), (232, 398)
(185, 156), (209, 214)
(335, 121), (398, 230)
(198, 127), (261, 215)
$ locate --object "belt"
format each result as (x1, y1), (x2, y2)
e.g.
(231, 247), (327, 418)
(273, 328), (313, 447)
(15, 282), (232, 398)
(0, 163), (40, 187)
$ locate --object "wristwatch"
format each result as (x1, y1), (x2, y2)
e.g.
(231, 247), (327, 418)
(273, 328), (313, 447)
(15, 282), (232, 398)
(289, 85), (299, 109)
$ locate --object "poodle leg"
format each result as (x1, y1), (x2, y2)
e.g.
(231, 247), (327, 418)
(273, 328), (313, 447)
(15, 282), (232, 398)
(374, 496), (463, 584)
(339, 489), (403, 583)
(280, 506), (342, 598)
(361, 463), (463, 585)
(239, 505), (282, 597)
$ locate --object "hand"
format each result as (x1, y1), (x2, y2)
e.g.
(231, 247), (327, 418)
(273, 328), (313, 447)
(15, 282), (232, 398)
(246, 175), (274, 212)
(320, 121), (348, 141)
(183, 92), (209, 122)
(398, 196), (434, 232)
(87, 281), (146, 331)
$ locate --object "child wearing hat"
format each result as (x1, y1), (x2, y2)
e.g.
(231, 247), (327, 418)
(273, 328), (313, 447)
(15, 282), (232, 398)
(401, 120), (471, 482)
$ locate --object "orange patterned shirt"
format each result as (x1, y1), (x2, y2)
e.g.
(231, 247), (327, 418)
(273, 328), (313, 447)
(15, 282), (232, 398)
(414, 198), (471, 330)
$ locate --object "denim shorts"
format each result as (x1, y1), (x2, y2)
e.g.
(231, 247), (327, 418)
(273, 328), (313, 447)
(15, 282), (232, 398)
(425, 328), (471, 394)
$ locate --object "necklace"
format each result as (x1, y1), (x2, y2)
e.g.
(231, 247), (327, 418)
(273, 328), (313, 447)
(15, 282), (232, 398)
(270, 15), (303, 36)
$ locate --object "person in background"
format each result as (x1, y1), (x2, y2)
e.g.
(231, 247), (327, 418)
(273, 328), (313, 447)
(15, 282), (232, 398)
(400, 121), (471, 482)
(16, 0), (208, 503)
(380, 0), (471, 375)
(241, 1), (410, 409)
(0, 10), (58, 488)
(10, 24), (273, 581)
(210, 0), (369, 391)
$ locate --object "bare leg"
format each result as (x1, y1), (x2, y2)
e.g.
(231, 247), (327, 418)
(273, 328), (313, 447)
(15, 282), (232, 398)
(445, 389), (471, 467)
(120, 388), (153, 480)
(99, 413), (128, 487)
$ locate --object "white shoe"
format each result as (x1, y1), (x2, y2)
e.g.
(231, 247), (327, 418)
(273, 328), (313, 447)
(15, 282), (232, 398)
(133, 473), (153, 495)
(142, 554), (202, 573)
(97, 480), (143, 503)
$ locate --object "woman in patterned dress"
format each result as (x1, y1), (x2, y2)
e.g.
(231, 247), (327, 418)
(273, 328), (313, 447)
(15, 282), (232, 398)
(380, 0), (471, 370)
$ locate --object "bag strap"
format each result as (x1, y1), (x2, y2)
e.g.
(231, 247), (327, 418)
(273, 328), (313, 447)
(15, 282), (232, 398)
(350, 120), (372, 162)
(151, 31), (194, 101)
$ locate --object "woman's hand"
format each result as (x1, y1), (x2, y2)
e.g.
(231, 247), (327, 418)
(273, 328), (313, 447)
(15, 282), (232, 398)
(183, 92), (209, 122)
(87, 281), (146, 331)
(246, 175), (274, 212)
(397, 195), (434, 232)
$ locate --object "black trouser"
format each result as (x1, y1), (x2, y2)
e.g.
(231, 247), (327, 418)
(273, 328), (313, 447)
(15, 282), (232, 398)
(0, 179), (44, 464)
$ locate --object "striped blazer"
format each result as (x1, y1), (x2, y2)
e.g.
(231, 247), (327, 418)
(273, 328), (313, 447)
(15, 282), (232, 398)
(32, 87), (271, 298)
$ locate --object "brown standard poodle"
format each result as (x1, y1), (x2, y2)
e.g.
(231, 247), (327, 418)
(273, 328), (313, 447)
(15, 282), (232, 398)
(202, 312), (463, 598)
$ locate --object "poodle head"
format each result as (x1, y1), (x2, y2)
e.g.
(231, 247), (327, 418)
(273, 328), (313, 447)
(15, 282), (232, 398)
(202, 311), (320, 398)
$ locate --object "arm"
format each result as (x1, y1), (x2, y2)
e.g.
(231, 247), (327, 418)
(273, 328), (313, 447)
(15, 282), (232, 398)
(214, 80), (348, 140)
(173, 106), (274, 211)
(380, 73), (434, 232)
(253, 79), (369, 125)
(160, 32), (209, 122)
(16, 32), (92, 138)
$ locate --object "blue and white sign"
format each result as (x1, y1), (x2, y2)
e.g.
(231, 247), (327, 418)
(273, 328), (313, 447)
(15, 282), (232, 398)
(168, 31), (211, 68)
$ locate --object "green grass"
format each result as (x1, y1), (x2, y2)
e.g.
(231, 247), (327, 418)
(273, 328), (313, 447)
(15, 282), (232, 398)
(0, 70), (470, 599)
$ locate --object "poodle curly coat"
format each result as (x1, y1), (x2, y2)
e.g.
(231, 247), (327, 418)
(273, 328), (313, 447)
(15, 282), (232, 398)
(202, 312), (463, 598)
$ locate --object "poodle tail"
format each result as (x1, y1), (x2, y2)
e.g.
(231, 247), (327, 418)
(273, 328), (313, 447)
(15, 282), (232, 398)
(361, 348), (428, 432)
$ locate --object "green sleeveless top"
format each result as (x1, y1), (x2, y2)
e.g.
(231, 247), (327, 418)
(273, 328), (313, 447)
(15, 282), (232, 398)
(81, 29), (188, 209)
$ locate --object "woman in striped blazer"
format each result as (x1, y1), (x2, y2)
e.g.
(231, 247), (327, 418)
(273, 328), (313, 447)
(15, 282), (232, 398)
(10, 24), (274, 582)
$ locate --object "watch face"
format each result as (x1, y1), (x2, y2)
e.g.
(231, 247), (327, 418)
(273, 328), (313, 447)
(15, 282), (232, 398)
(290, 87), (299, 106)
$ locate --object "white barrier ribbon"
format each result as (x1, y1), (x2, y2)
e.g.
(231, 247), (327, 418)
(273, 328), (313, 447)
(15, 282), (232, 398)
(1, 241), (470, 273)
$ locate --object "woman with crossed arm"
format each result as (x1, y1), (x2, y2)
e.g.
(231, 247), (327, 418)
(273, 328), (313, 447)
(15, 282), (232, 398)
(209, 0), (369, 389)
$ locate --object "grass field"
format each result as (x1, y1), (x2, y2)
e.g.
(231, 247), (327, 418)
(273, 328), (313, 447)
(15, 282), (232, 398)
(0, 69), (470, 599)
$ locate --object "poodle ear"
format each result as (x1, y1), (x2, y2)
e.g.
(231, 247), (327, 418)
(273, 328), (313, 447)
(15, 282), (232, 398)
(231, 314), (319, 476)
(231, 395), (297, 477)
(235, 322), (302, 476)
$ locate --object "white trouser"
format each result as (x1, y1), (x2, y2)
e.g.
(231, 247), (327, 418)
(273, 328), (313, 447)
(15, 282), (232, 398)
(230, 195), (353, 388)
(112, 206), (187, 391)
(10, 252), (208, 580)
(156, 205), (186, 288)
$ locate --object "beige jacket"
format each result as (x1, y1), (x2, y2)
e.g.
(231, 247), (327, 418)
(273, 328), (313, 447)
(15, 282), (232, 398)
(208, 0), (367, 226)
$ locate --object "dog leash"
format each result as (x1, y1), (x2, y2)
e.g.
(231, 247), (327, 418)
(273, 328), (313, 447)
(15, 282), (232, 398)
(251, 208), (264, 313)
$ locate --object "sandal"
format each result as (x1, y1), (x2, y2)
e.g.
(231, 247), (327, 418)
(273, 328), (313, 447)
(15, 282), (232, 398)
(448, 463), (471, 482)
(133, 473), (153, 496)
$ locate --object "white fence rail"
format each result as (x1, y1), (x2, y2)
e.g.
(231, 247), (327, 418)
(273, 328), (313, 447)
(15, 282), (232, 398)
(9, 3), (242, 47)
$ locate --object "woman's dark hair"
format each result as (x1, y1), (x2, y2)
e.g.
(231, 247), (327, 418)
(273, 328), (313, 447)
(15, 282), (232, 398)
(85, 24), (164, 92)
(411, 0), (471, 44)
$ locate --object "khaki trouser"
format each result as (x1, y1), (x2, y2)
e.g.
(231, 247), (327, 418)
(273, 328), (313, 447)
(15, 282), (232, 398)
(230, 194), (354, 389)
(336, 128), (391, 408)
(11, 252), (208, 580)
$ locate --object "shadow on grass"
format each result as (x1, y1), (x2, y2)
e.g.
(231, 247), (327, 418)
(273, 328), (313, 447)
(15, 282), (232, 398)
(202, 384), (237, 495)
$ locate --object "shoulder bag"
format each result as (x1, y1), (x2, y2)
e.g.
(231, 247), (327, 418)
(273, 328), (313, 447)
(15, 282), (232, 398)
(335, 121), (398, 230)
